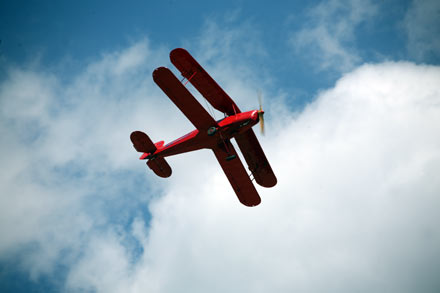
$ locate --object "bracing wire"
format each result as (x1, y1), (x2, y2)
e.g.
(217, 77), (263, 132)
(203, 96), (216, 120)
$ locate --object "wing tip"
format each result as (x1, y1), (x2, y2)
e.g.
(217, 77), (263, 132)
(241, 197), (261, 207)
(170, 47), (189, 58)
(152, 66), (169, 78)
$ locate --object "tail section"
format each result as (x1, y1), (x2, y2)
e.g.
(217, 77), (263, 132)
(130, 131), (172, 178)
(147, 157), (172, 178)
(154, 141), (165, 149)
(130, 131), (156, 154)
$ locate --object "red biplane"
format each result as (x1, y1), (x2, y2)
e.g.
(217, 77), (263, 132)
(130, 48), (276, 206)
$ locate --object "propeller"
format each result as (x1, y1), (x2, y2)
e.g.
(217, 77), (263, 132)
(258, 91), (265, 135)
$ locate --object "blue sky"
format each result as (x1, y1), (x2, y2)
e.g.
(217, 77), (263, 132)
(1, 0), (440, 292)
(1, 0), (430, 100)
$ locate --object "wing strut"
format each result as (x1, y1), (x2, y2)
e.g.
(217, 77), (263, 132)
(183, 71), (197, 86)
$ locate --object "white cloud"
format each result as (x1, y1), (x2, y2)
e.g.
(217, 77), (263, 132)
(120, 61), (440, 293)
(404, 0), (440, 61)
(290, 0), (377, 72)
(66, 232), (133, 293)
(0, 40), (172, 279)
(1, 36), (440, 293)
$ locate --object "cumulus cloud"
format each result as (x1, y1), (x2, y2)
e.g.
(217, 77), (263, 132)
(1, 37), (440, 293)
(290, 0), (377, 72)
(117, 61), (440, 293)
(0, 40), (172, 279)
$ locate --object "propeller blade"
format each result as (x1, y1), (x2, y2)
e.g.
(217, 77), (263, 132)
(259, 111), (265, 135)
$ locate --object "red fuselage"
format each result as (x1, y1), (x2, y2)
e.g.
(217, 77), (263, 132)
(140, 110), (261, 160)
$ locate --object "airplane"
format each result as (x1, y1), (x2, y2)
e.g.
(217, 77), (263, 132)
(130, 48), (277, 207)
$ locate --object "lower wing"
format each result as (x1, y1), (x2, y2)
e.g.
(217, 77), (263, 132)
(212, 140), (261, 207)
(234, 129), (277, 188)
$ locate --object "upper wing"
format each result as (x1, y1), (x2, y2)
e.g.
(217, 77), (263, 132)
(170, 48), (240, 116)
(212, 140), (261, 207)
(234, 129), (277, 188)
(153, 67), (218, 131)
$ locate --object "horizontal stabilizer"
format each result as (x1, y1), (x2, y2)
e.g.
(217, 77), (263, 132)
(147, 157), (172, 178)
(130, 131), (156, 153)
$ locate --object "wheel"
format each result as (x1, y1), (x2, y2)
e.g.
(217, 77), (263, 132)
(226, 154), (237, 161)
(207, 126), (217, 136)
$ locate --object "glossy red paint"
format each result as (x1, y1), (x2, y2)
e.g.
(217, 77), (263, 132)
(130, 48), (277, 207)
(170, 48), (240, 116)
(140, 110), (261, 159)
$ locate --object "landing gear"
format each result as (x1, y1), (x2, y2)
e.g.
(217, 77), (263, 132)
(207, 126), (217, 136)
(214, 130), (235, 161)
(226, 154), (237, 161)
